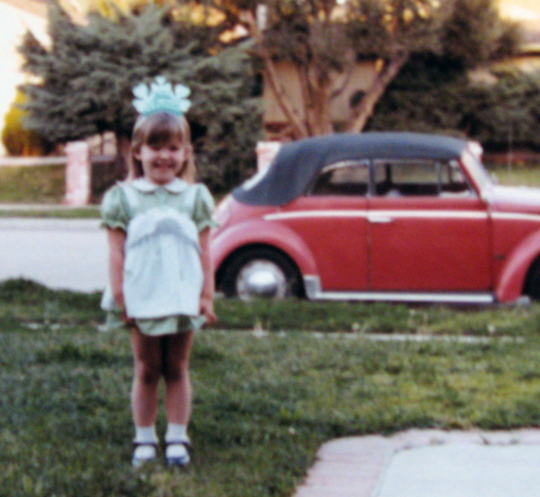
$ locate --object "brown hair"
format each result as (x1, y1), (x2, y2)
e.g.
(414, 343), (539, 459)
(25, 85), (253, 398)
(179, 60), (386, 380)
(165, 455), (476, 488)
(128, 112), (196, 183)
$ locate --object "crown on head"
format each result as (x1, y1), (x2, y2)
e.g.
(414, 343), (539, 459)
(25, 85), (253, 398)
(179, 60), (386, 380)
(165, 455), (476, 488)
(133, 76), (191, 117)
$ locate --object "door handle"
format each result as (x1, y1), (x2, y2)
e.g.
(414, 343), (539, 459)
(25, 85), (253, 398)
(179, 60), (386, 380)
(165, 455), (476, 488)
(368, 215), (394, 224)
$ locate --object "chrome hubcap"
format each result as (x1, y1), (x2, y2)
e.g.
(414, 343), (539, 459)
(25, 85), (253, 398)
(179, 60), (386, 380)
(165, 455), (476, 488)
(236, 260), (287, 300)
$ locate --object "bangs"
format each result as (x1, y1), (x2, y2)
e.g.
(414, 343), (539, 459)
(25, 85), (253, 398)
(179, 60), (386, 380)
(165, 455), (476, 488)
(130, 111), (192, 179)
(134, 112), (188, 147)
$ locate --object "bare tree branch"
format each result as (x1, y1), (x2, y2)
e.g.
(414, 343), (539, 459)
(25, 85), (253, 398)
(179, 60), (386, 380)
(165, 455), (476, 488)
(242, 10), (309, 139)
(348, 52), (409, 133)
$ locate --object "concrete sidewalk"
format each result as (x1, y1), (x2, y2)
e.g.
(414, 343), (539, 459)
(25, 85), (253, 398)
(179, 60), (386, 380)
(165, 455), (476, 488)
(294, 429), (540, 497)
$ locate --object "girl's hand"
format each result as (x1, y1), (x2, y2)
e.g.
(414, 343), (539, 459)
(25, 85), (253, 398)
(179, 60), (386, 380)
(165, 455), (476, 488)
(114, 292), (135, 326)
(121, 309), (136, 327)
(200, 297), (217, 326)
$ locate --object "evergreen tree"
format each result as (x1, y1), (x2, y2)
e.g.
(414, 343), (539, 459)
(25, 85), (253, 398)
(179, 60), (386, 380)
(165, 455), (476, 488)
(19, 0), (261, 191)
(20, 2), (185, 151)
(184, 42), (262, 192)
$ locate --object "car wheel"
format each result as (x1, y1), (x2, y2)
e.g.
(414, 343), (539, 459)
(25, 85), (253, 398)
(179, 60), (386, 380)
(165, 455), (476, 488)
(220, 247), (303, 300)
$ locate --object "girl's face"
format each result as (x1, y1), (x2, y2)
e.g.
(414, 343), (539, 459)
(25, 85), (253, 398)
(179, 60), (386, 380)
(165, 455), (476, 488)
(134, 138), (186, 186)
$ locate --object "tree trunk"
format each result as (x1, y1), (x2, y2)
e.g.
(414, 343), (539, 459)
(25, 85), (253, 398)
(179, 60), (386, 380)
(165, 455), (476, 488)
(241, 9), (309, 140)
(348, 52), (409, 133)
(304, 65), (333, 136)
(298, 65), (332, 136)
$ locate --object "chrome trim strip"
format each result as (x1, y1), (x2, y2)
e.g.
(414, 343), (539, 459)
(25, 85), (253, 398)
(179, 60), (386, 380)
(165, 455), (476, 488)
(371, 210), (488, 220)
(302, 276), (495, 303)
(265, 210), (488, 221)
(491, 212), (540, 222)
(265, 211), (367, 220)
(315, 292), (495, 304)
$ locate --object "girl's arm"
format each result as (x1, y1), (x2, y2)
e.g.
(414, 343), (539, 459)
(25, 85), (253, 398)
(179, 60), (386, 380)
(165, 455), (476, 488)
(199, 227), (217, 325)
(107, 228), (128, 315)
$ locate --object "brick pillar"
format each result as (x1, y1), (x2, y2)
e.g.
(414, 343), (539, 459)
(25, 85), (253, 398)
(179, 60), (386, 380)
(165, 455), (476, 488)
(256, 141), (282, 171)
(64, 141), (90, 206)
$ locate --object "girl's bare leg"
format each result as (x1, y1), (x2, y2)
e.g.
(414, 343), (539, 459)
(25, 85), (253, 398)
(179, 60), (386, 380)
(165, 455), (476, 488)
(162, 331), (195, 425)
(130, 327), (163, 427)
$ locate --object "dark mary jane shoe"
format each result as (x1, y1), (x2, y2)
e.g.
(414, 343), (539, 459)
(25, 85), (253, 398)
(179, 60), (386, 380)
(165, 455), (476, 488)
(166, 440), (191, 467)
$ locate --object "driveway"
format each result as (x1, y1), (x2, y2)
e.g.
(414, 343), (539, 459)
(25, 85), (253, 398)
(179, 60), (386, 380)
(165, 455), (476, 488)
(0, 218), (108, 292)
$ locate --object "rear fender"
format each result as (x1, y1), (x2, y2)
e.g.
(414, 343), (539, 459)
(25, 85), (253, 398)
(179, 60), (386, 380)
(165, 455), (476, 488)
(496, 228), (540, 302)
(211, 219), (318, 276)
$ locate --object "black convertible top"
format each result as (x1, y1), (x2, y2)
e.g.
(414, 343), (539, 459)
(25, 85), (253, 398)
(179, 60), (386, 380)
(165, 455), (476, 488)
(233, 132), (469, 206)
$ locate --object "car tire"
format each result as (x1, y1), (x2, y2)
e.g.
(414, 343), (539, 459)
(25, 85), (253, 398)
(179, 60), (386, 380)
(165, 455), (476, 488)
(220, 247), (304, 300)
(525, 259), (540, 300)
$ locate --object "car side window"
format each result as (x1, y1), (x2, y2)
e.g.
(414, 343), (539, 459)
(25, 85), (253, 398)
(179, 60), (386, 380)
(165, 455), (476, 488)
(439, 160), (475, 196)
(310, 160), (369, 196)
(373, 160), (474, 197)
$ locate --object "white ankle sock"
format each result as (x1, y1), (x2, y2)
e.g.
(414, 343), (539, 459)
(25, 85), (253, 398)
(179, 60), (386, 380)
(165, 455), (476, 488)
(134, 425), (158, 444)
(165, 423), (189, 443)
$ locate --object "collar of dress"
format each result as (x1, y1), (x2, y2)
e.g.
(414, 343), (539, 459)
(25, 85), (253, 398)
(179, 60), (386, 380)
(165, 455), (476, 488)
(130, 178), (189, 194)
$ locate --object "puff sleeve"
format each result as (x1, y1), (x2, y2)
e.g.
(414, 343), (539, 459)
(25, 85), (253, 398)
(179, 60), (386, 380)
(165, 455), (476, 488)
(192, 183), (219, 232)
(100, 184), (130, 231)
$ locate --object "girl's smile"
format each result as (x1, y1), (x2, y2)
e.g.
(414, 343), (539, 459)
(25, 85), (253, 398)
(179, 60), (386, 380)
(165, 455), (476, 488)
(135, 140), (186, 186)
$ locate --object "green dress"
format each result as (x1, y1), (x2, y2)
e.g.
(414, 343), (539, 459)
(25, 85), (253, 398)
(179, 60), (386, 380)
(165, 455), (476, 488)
(100, 177), (218, 335)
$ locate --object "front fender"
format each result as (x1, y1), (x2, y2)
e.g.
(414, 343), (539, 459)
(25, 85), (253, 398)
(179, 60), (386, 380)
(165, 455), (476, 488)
(211, 219), (318, 276)
(496, 228), (540, 302)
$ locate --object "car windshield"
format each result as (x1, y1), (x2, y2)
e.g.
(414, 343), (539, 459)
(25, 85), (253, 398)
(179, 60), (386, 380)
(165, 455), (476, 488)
(461, 146), (492, 192)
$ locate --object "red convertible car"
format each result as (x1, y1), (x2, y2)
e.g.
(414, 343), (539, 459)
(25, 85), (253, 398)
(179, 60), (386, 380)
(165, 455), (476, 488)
(211, 132), (540, 303)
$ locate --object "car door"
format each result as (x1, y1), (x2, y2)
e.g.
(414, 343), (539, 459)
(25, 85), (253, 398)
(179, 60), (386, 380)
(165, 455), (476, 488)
(276, 160), (370, 291)
(368, 159), (492, 292)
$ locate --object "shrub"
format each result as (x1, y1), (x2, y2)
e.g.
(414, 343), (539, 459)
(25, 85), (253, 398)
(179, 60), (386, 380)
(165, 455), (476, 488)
(2, 91), (52, 157)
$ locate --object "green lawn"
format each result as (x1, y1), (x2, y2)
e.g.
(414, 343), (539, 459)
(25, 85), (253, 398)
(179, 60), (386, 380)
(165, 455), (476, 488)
(0, 206), (101, 219)
(2, 280), (540, 496)
(489, 163), (540, 188)
(0, 164), (65, 204)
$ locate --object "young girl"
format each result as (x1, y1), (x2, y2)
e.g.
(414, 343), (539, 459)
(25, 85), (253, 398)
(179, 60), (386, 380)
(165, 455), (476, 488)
(101, 77), (217, 467)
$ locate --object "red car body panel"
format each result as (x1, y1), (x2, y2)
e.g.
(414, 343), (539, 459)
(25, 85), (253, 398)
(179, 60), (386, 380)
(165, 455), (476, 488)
(366, 196), (491, 291)
(272, 196), (370, 290)
(496, 229), (540, 302)
(211, 211), (319, 277)
(211, 133), (540, 303)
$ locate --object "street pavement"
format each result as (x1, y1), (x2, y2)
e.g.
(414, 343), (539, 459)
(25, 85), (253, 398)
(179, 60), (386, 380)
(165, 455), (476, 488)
(2, 216), (540, 496)
(0, 217), (108, 292)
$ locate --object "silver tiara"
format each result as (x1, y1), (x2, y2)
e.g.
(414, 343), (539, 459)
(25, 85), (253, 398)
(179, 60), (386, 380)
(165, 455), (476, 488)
(132, 76), (191, 117)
